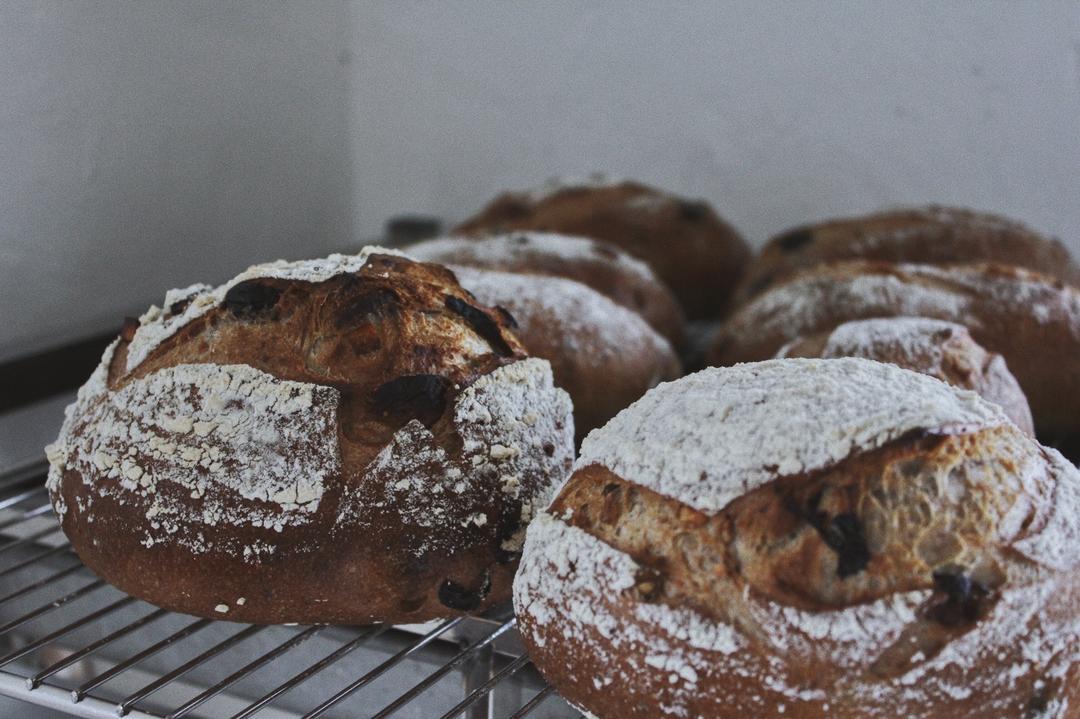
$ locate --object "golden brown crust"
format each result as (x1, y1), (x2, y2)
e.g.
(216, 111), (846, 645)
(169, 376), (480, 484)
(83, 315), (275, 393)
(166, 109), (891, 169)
(47, 252), (575, 624)
(779, 318), (1035, 436)
(406, 232), (687, 349)
(454, 180), (751, 320)
(708, 261), (1080, 456)
(515, 363), (1080, 718)
(737, 206), (1080, 302)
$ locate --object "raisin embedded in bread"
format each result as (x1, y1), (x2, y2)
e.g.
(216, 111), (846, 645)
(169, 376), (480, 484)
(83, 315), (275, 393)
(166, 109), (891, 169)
(406, 232), (687, 349)
(708, 261), (1080, 458)
(737, 206), (1080, 302)
(515, 359), (1080, 718)
(778, 317), (1034, 436)
(45, 248), (574, 624)
(454, 178), (750, 320)
(449, 265), (681, 441)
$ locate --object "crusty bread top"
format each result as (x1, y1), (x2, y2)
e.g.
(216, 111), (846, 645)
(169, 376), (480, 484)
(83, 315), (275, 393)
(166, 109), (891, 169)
(450, 266), (676, 365)
(46, 248), (574, 560)
(713, 261), (1080, 366)
(454, 177), (750, 320)
(777, 317), (1035, 436)
(577, 358), (1007, 514)
(408, 231), (659, 285)
(738, 205), (1080, 300)
(408, 232), (687, 348)
(124, 248), (410, 372)
(517, 360), (1080, 717)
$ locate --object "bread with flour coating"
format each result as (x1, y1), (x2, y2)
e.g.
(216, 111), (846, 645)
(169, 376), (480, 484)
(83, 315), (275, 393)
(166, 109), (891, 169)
(455, 178), (750, 320)
(737, 206), (1080, 302)
(515, 358), (1080, 718)
(778, 317), (1034, 436)
(407, 232), (686, 348)
(708, 261), (1080, 456)
(450, 266), (681, 440)
(46, 249), (574, 624)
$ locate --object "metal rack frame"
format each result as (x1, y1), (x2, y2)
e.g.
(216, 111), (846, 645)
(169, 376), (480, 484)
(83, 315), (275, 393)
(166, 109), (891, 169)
(0, 460), (579, 719)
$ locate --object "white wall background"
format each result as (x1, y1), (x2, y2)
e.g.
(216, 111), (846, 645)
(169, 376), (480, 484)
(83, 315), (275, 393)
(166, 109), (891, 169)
(0, 1), (354, 360)
(3, 1), (1080, 359)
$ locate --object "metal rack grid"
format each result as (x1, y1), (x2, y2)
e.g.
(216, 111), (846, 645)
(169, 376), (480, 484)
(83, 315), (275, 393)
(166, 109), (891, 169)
(0, 460), (580, 719)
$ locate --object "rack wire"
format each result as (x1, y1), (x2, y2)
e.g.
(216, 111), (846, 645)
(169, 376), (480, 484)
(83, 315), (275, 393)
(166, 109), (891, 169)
(0, 460), (580, 718)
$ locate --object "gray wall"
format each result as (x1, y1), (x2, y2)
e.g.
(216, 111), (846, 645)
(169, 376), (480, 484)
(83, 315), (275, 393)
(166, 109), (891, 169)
(350, 1), (1080, 245)
(3, 1), (1080, 359)
(0, 1), (354, 360)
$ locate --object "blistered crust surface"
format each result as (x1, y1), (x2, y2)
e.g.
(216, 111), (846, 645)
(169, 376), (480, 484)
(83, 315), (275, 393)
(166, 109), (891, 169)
(577, 358), (1007, 515)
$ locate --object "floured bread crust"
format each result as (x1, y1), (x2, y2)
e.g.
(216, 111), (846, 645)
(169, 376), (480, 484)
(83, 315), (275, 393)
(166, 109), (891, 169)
(454, 178), (750, 320)
(779, 318), (1034, 436)
(407, 232), (687, 348)
(736, 206), (1080, 302)
(708, 261), (1080, 456)
(515, 359), (1080, 718)
(46, 249), (574, 624)
(450, 265), (682, 440)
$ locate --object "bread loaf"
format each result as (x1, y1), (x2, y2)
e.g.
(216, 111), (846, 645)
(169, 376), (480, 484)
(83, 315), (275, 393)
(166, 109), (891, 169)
(45, 249), (574, 624)
(455, 178), (750, 320)
(737, 206), (1080, 302)
(708, 262), (1080, 457)
(407, 232), (686, 348)
(778, 317), (1034, 436)
(450, 266), (681, 440)
(515, 359), (1080, 718)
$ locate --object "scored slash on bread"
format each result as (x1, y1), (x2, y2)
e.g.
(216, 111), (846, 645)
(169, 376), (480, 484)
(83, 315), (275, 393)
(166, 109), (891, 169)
(45, 248), (575, 624)
(514, 359), (1080, 718)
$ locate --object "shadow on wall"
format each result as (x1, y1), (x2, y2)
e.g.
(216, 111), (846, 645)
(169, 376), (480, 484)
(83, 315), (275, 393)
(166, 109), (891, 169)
(0, 1), (357, 360)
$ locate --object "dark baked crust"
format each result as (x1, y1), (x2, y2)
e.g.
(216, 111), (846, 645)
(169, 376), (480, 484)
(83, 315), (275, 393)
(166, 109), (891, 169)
(737, 206), (1080, 302)
(708, 261), (1080, 455)
(406, 232), (687, 349)
(450, 265), (682, 440)
(779, 318), (1035, 436)
(454, 180), (751, 320)
(46, 251), (574, 624)
(515, 361), (1080, 718)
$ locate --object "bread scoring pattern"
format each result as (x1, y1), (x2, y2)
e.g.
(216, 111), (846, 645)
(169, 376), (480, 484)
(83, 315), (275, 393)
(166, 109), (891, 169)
(515, 359), (1080, 718)
(46, 248), (574, 624)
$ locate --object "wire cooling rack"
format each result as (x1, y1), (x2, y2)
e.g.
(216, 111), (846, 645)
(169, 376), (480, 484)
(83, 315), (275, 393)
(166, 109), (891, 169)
(0, 460), (580, 719)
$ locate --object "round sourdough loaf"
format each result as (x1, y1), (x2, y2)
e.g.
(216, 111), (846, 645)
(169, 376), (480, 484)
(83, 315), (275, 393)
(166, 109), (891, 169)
(45, 248), (574, 624)
(778, 317), (1034, 436)
(707, 261), (1080, 457)
(737, 206), (1080, 302)
(515, 359), (1080, 718)
(406, 232), (686, 349)
(454, 177), (750, 320)
(449, 265), (681, 441)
